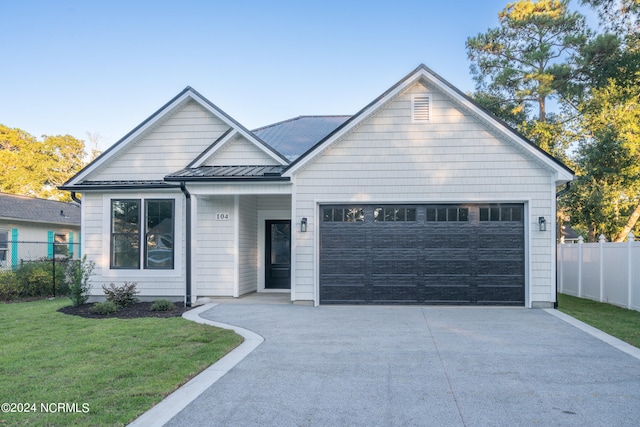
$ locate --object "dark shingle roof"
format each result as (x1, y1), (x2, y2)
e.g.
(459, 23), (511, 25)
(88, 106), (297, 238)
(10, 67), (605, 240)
(253, 116), (351, 161)
(0, 193), (80, 226)
(165, 165), (288, 181)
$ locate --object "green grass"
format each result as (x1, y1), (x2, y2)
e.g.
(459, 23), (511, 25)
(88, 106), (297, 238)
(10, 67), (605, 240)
(0, 298), (242, 426)
(557, 293), (640, 348)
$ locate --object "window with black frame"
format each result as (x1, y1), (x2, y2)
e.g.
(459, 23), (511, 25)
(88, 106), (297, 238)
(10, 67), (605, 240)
(111, 200), (141, 269)
(145, 200), (174, 269)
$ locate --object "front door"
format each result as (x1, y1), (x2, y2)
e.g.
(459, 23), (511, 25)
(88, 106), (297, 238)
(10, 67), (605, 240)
(265, 220), (291, 289)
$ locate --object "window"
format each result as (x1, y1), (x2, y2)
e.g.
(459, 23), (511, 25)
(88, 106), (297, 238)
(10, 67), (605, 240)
(54, 233), (68, 256)
(322, 208), (364, 222)
(145, 200), (174, 269)
(111, 199), (175, 270)
(111, 200), (140, 269)
(374, 207), (416, 222)
(0, 231), (7, 264)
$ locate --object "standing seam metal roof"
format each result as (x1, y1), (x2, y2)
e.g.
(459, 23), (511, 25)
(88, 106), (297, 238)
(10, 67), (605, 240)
(252, 116), (351, 161)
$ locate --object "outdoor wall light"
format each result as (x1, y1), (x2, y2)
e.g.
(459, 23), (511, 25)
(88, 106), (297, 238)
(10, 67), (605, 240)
(538, 216), (547, 232)
(301, 217), (308, 232)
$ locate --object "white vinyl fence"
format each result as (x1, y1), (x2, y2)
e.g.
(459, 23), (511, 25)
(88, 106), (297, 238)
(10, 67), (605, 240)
(557, 232), (640, 311)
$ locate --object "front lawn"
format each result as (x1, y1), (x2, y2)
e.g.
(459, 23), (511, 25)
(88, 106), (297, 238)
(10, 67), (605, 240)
(0, 298), (242, 426)
(557, 293), (640, 348)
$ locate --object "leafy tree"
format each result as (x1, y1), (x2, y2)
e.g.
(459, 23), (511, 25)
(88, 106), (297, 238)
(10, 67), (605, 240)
(466, 0), (590, 123)
(564, 2), (640, 241)
(581, 0), (640, 34)
(568, 67), (640, 241)
(0, 125), (86, 201)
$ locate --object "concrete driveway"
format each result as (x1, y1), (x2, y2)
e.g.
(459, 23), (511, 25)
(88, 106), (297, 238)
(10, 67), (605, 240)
(153, 299), (640, 426)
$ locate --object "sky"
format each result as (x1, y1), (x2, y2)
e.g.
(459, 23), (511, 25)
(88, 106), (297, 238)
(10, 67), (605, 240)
(1, 0), (598, 152)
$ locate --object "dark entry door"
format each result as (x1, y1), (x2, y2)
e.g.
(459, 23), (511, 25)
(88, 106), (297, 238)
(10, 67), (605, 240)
(265, 220), (291, 289)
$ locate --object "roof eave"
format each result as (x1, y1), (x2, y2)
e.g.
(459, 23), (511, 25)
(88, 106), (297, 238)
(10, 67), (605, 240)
(164, 176), (291, 183)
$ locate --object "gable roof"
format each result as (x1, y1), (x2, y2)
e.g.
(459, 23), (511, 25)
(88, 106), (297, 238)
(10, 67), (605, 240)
(0, 193), (80, 226)
(61, 86), (289, 189)
(60, 64), (574, 191)
(283, 64), (574, 182)
(253, 116), (351, 161)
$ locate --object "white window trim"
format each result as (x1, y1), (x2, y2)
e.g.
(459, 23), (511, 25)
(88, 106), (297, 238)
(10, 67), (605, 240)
(102, 193), (182, 278)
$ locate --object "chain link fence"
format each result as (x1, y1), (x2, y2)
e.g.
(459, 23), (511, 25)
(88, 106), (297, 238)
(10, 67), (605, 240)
(0, 241), (82, 300)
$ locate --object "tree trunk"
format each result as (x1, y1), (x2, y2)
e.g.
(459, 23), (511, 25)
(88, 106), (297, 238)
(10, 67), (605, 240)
(613, 202), (640, 242)
(539, 96), (546, 123)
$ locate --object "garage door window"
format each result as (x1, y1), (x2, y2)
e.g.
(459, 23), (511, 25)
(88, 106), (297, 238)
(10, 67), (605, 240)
(322, 207), (364, 222)
(374, 207), (416, 222)
(480, 206), (522, 222)
(426, 207), (468, 222)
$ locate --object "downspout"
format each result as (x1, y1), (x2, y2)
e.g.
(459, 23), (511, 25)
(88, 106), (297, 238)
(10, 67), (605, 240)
(180, 182), (192, 307)
(554, 182), (571, 309)
(70, 192), (82, 204)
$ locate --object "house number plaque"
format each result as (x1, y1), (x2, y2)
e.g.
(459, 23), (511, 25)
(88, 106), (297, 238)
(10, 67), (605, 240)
(215, 213), (230, 221)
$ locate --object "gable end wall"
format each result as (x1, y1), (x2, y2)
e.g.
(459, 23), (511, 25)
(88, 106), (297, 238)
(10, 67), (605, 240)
(293, 81), (556, 305)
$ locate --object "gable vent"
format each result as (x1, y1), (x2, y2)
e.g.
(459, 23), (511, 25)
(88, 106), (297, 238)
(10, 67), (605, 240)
(412, 94), (431, 123)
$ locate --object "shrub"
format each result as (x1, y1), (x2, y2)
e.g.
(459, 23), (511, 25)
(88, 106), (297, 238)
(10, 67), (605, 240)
(66, 256), (95, 307)
(12, 259), (60, 298)
(102, 282), (139, 307)
(89, 301), (118, 315)
(150, 299), (175, 312)
(0, 270), (20, 301)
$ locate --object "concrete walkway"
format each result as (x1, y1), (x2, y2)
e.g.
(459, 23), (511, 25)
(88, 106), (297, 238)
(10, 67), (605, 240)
(134, 298), (640, 427)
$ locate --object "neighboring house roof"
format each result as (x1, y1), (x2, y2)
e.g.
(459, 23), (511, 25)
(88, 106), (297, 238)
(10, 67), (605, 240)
(560, 225), (581, 242)
(0, 193), (80, 226)
(253, 116), (351, 161)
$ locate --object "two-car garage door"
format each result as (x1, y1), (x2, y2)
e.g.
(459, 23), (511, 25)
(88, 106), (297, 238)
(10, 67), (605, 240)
(319, 204), (525, 305)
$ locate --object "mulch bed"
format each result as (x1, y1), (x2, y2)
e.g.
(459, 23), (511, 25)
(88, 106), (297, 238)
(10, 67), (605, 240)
(58, 302), (191, 319)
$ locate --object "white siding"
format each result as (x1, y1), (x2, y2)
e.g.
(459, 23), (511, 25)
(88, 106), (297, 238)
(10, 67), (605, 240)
(194, 195), (236, 297)
(89, 101), (231, 181)
(292, 81), (557, 306)
(238, 196), (258, 295)
(205, 135), (279, 166)
(81, 191), (187, 301)
(257, 195), (291, 211)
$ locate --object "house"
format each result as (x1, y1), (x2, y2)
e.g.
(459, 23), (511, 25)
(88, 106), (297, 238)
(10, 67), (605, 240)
(60, 64), (574, 307)
(0, 193), (81, 269)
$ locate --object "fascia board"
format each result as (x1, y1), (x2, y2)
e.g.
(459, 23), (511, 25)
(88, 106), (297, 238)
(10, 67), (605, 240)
(283, 66), (574, 183)
(283, 73), (420, 177)
(65, 90), (196, 186)
(188, 129), (239, 168)
(419, 69), (575, 182)
(65, 88), (288, 188)
(187, 90), (289, 166)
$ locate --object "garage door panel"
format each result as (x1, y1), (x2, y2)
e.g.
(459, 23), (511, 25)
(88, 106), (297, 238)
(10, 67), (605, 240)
(424, 233), (473, 249)
(424, 284), (471, 304)
(372, 258), (420, 275)
(372, 232), (422, 248)
(319, 204), (524, 305)
(477, 260), (524, 276)
(320, 284), (367, 304)
(478, 232), (524, 249)
(476, 285), (525, 305)
(372, 282), (420, 303)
